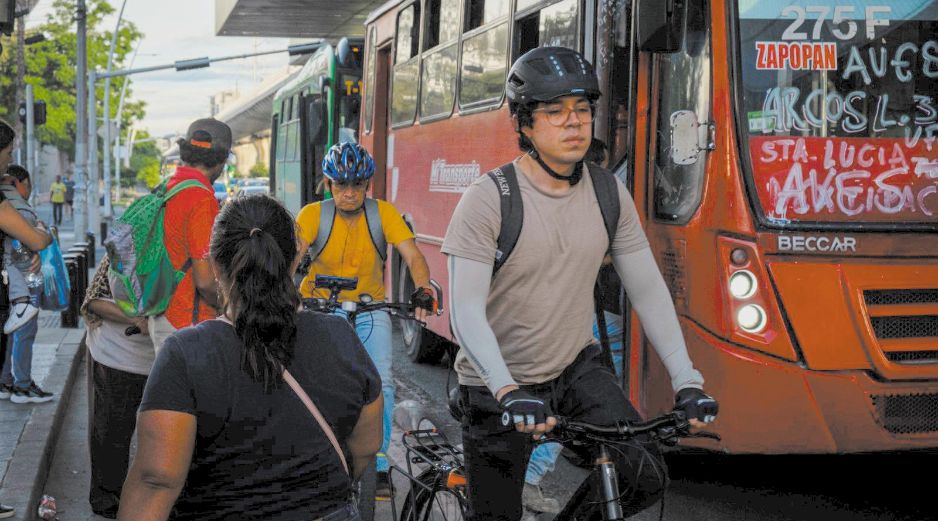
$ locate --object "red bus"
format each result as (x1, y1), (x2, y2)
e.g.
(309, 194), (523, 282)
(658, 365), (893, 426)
(359, 0), (938, 453)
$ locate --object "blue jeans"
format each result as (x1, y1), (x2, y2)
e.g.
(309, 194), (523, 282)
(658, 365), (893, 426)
(1, 290), (39, 388)
(525, 312), (625, 485)
(334, 309), (393, 473)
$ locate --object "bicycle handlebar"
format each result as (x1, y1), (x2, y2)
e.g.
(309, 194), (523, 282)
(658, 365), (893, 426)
(500, 410), (720, 444)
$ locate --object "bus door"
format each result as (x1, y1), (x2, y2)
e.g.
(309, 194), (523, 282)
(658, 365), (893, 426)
(302, 89), (329, 204)
(371, 44), (392, 200)
(635, 0), (714, 414)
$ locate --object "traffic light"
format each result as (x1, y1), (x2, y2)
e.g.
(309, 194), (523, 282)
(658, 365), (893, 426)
(18, 100), (47, 126)
(0, 0), (14, 36)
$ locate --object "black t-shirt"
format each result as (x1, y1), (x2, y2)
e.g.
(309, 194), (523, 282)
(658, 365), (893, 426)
(139, 311), (381, 521)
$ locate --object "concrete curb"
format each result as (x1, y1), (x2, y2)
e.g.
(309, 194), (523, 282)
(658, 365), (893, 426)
(0, 335), (85, 521)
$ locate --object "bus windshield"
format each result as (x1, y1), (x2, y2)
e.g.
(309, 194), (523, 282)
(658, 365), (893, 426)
(736, 0), (938, 227)
(337, 71), (362, 144)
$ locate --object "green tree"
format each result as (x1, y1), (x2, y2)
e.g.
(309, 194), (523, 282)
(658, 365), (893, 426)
(0, 0), (145, 159)
(249, 162), (269, 178)
(127, 131), (162, 189)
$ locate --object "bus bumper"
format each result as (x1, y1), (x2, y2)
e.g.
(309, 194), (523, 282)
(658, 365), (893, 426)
(683, 321), (938, 454)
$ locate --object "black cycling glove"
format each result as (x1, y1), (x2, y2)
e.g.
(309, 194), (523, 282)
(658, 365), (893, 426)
(674, 388), (719, 423)
(499, 389), (552, 428)
(410, 287), (438, 314)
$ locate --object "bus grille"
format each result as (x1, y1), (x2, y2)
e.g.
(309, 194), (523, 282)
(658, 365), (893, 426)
(661, 242), (686, 312)
(871, 393), (938, 434)
(864, 289), (938, 367)
(864, 289), (938, 306)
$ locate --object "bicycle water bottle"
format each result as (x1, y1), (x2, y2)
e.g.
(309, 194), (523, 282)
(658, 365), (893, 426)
(10, 239), (44, 289)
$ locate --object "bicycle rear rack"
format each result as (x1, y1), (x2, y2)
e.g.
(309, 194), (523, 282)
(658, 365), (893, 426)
(390, 428), (468, 521)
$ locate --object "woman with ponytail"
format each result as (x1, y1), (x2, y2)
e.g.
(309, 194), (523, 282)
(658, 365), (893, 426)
(119, 194), (383, 521)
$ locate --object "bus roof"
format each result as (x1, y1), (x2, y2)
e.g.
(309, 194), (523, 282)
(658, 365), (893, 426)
(365, 0), (405, 25)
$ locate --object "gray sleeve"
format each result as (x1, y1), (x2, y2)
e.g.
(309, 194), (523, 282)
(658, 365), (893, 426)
(447, 254), (517, 396)
(612, 247), (705, 392)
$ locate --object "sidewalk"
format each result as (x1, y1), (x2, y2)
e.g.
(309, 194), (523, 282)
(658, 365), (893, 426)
(0, 224), (101, 521)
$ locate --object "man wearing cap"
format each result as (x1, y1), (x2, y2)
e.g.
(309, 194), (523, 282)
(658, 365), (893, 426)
(147, 118), (229, 351)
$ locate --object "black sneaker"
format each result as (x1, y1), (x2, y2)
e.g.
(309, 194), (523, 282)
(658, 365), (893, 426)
(375, 471), (393, 499)
(0, 503), (13, 519)
(0, 384), (12, 400)
(10, 382), (53, 404)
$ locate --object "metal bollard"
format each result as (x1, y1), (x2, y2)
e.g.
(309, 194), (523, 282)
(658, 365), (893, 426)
(66, 247), (88, 298)
(85, 231), (98, 264)
(60, 256), (80, 328)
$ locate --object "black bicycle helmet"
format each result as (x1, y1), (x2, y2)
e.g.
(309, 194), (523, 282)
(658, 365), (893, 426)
(506, 46), (601, 105)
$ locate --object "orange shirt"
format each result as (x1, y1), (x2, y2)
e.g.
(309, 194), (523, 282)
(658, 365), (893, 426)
(296, 199), (414, 301)
(163, 167), (218, 328)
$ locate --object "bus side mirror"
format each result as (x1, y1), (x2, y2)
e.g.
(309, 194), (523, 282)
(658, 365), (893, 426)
(635, 0), (686, 52)
(307, 98), (325, 143)
(337, 37), (355, 68)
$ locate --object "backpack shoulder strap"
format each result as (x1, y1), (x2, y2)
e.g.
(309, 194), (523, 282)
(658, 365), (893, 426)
(488, 162), (522, 275)
(363, 199), (387, 262)
(587, 164), (621, 253)
(309, 199), (336, 261)
(164, 179), (210, 200)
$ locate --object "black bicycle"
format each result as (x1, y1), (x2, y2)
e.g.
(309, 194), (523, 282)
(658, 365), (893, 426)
(302, 274), (444, 521)
(393, 410), (719, 521)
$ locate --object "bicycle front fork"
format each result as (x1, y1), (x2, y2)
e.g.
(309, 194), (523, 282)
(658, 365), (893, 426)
(595, 445), (625, 521)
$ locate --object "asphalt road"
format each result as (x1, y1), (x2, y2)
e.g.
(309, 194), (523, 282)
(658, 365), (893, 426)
(392, 334), (937, 521)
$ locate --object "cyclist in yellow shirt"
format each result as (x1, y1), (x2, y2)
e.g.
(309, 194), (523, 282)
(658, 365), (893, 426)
(49, 175), (66, 226)
(295, 142), (435, 497)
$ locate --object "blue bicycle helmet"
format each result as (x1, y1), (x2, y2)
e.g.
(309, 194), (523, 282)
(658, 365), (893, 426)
(322, 142), (376, 183)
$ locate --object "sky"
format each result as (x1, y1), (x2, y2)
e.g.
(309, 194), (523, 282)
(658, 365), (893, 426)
(26, 0), (294, 138)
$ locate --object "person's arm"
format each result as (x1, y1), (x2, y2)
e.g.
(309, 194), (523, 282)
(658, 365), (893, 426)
(345, 394), (384, 480)
(447, 255), (516, 399)
(87, 300), (148, 334)
(396, 239), (432, 320)
(190, 259), (220, 309)
(0, 201), (51, 251)
(117, 410), (196, 521)
(612, 247), (704, 392)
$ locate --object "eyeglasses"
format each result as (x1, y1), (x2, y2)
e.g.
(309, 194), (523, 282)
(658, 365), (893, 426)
(532, 103), (595, 127)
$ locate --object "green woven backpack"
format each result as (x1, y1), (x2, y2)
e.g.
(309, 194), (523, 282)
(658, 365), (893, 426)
(104, 178), (209, 317)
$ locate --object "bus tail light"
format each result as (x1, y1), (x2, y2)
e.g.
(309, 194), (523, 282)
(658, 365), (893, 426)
(718, 237), (796, 360)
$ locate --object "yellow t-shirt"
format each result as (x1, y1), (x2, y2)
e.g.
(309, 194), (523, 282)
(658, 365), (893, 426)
(296, 199), (415, 301)
(50, 182), (66, 203)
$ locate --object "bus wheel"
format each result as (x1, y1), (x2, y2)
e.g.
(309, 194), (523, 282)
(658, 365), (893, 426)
(398, 261), (444, 364)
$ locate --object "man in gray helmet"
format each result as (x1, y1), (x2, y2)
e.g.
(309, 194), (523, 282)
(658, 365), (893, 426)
(442, 47), (719, 520)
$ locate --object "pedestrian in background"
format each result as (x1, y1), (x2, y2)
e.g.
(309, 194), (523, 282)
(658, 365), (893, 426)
(49, 175), (66, 226)
(81, 256), (153, 519)
(119, 194), (383, 521)
(0, 164), (53, 404)
(64, 174), (75, 220)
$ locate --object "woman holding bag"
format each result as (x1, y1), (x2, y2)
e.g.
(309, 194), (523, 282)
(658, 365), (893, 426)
(119, 194), (383, 521)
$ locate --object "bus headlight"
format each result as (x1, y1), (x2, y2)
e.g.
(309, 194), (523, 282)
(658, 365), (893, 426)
(737, 305), (767, 333)
(728, 270), (757, 299)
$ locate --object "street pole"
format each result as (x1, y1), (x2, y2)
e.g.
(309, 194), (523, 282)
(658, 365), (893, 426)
(73, 0), (88, 237)
(103, 0), (128, 219)
(24, 83), (34, 205)
(113, 38), (141, 204)
(88, 70), (100, 239)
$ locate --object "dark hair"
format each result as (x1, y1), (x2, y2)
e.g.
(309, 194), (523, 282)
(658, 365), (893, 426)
(509, 101), (537, 152)
(177, 138), (228, 169)
(0, 119), (15, 151)
(7, 164), (29, 182)
(210, 194), (300, 391)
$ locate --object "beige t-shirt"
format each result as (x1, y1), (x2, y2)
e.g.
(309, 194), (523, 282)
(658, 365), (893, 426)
(441, 161), (648, 387)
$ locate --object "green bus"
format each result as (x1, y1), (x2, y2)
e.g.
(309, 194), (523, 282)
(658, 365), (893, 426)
(270, 37), (364, 214)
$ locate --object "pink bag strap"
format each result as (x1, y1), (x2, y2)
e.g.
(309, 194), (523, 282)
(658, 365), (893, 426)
(283, 369), (350, 476)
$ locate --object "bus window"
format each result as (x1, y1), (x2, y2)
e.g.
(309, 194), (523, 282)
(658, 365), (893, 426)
(736, 0), (938, 226)
(465, 0), (508, 30)
(515, 0), (579, 57)
(653, 0), (711, 223)
(364, 27), (377, 134)
(460, 23), (509, 108)
(392, 3), (422, 126)
(421, 0), (460, 120)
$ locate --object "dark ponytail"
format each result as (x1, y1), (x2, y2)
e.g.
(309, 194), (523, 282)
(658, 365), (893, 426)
(210, 194), (300, 391)
(0, 119), (15, 151)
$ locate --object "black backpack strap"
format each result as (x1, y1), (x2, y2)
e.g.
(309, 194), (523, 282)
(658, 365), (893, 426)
(488, 163), (523, 275)
(587, 165), (621, 252)
(363, 199), (387, 262)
